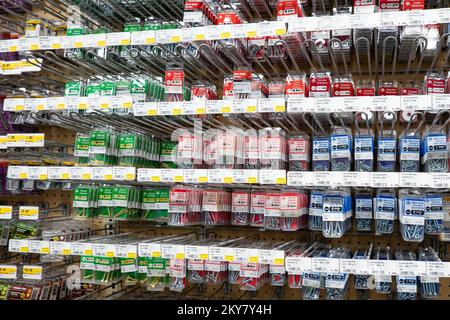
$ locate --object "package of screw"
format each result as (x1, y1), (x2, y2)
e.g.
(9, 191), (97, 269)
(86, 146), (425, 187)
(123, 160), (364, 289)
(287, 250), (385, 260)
(288, 131), (310, 171)
(93, 257), (116, 285)
(216, 128), (245, 169)
(244, 130), (261, 169)
(187, 259), (206, 284)
(111, 186), (140, 220)
(322, 189), (352, 238)
(330, 125), (352, 171)
(399, 189), (425, 242)
(309, 72), (332, 98)
(421, 125), (448, 173)
(168, 186), (202, 226)
(88, 127), (118, 166)
(164, 64), (185, 102)
(176, 131), (203, 169)
(399, 115), (423, 172)
(228, 261), (241, 284)
(159, 140), (178, 169)
(308, 190), (324, 230)
(374, 189), (397, 235)
(231, 189), (251, 226)
(276, 0), (305, 21)
(141, 188), (169, 222)
(205, 260), (228, 285)
(147, 257), (168, 292)
(280, 189), (309, 231)
(201, 189), (231, 226)
(398, 25), (424, 63)
(259, 127), (287, 170)
(355, 191), (373, 232)
(354, 113), (374, 172)
(285, 73), (308, 98)
(73, 184), (97, 218)
(311, 131), (331, 171)
(301, 247), (329, 299)
(377, 113), (397, 172)
(137, 257), (150, 285)
(325, 247), (351, 300)
(372, 246), (393, 294)
(79, 255), (95, 284)
(119, 257), (139, 286)
(264, 191), (282, 230)
(183, 0), (216, 27)
(250, 190), (265, 227)
(169, 258), (187, 292)
(239, 263), (269, 291)
(395, 250), (418, 300)
(353, 247), (372, 290)
(424, 192), (444, 234)
(73, 133), (90, 165)
(418, 247), (441, 299)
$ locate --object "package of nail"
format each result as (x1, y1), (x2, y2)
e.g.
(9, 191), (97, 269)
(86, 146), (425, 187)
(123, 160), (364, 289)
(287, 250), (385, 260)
(374, 189), (397, 235)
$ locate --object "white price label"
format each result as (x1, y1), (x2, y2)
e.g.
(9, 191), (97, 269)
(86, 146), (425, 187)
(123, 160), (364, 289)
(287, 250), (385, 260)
(233, 169), (259, 184)
(431, 173), (450, 188)
(0, 206), (12, 220)
(185, 245), (209, 260)
(183, 169), (208, 183)
(69, 166), (92, 180)
(340, 259), (369, 275)
(23, 265), (43, 280)
(368, 260), (397, 276)
(162, 244), (185, 259)
(314, 171), (332, 186)
(107, 32), (131, 46)
(115, 244), (137, 258)
(8, 239), (29, 253)
(50, 241), (72, 255)
(84, 33), (107, 47)
(71, 242), (93, 256)
(342, 171), (370, 187)
(182, 100), (206, 115)
(28, 166), (48, 180)
(209, 246), (235, 262)
(287, 171), (314, 186)
(112, 166), (136, 181)
(370, 172), (399, 188)
(311, 257), (330, 273)
(138, 242), (161, 258)
(19, 206), (39, 220)
(257, 98), (285, 113)
(130, 30), (156, 45)
(28, 240), (50, 254)
(48, 167), (70, 180)
(372, 96), (401, 111)
(314, 98), (334, 113)
(3, 98), (25, 112)
(400, 172), (431, 188)
(397, 261), (427, 277)
(156, 29), (182, 43)
(0, 265), (17, 279)
(93, 243), (116, 257)
(285, 256), (312, 274)
(133, 102), (158, 116)
(46, 96), (66, 110)
(260, 170), (286, 185)
(401, 95), (432, 111)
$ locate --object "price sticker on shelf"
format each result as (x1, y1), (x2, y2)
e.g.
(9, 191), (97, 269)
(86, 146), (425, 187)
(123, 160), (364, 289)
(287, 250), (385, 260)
(432, 94), (450, 111)
(427, 262), (450, 277)
(93, 243), (116, 258)
(107, 32), (131, 46)
(287, 97), (315, 112)
(397, 261), (427, 277)
(370, 172), (399, 188)
(111, 95), (133, 109)
(288, 16), (318, 32)
(50, 241), (72, 255)
(257, 21), (286, 36)
(234, 248), (259, 263)
(7, 166), (27, 179)
(287, 171), (314, 186)
(349, 13), (377, 29)
(232, 23), (258, 38)
(183, 169), (208, 183)
(112, 166), (136, 181)
(259, 249), (285, 266)
(46, 96), (66, 110)
(401, 95), (432, 111)
(232, 99), (257, 113)
(3, 98), (25, 112)
(28, 240), (50, 254)
(311, 257), (330, 273)
(182, 26), (206, 42)
(205, 100), (224, 114)
(71, 242), (93, 256)
(368, 260), (397, 276)
(342, 172), (370, 187)
(378, 11), (408, 28)
(438, 8), (450, 23)
(162, 244), (185, 259)
(28, 166), (48, 180)
(8, 239), (29, 253)
(0, 206), (12, 220)
(257, 98), (285, 113)
(339, 259), (369, 275)
(260, 170), (286, 185)
(232, 169), (258, 184)
(315, 15), (333, 31)
(182, 100), (206, 115)
(431, 173), (450, 188)
(62, 35), (84, 49)
(156, 29), (182, 43)
(313, 171), (332, 186)
(209, 246), (234, 262)
(372, 96), (401, 111)
(0, 265), (17, 279)
(138, 242), (161, 258)
(400, 172), (431, 188)
(130, 30), (156, 45)
(19, 206), (39, 220)
(23, 265), (43, 280)
(134, 102), (158, 116)
(90, 167), (111, 181)
(47, 167), (70, 180)
(114, 244), (137, 259)
(185, 245), (209, 260)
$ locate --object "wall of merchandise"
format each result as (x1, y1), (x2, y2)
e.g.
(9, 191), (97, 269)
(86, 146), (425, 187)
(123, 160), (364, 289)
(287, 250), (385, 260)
(1, 0), (450, 301)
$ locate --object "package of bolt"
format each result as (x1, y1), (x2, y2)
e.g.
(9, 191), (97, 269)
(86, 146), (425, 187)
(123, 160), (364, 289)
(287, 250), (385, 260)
(93, 257), (116, 285)
(355, 191), (373, 232)
(239, 263), (268, 291)
(424, 192), (444, 234)
(169, 258), (187, 292)
(308, 190), (324, 230)
(325, 247), (351, 300)
(352, 248), (371, 290)
(141, 188), (169, 222)
(399, 189), (425, 242)
(259, 127), (287, 170)
(322, 189), (352, 238)
(73, 184), (97, 218)
(285, 73), (309, 98)
(250, 190), (266, 227)
(187, 259), (205, 284)
(276, 0), (305, 21)
(205, 260), (228, 285)
(232, 189), (251, 226)
(421, 124), (449, 173)
(288, 131), (310, 171)
(202, 189), (231, 226)
(119, 257), (138, 286)
(377, 113), (397, 172)
(169, 186), (202, 226)
(147, 257), (168, 292)
(374, 189), (397, 235)
(280, 189), (309, 231)
(395, 250), (418, 300)
(330, 125), (352, 171)
(418, 247), (441, 299)
(371, 247), (393, 294)
(176, 131), (203, 169)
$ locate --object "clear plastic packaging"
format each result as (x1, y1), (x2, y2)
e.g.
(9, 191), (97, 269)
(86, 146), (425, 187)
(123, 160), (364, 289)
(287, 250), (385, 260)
(201, 189), (231, 226)
(418, 247), (441, 299)
(288, 131), (310, 171)
(355, 191), (373, 232)
(325, 247), (351, 300)
(399, 113), (423, 172)
(374, 189), (397, 235)
(424, 193), (444, 234)
(308, 190), (324, 231)
(395, 250), (418, 300)
(322, 188), (352, 238)
(377, 112), (397, 172)
(372, 247), (392, 294)
(231, 189), (251, 226)
(398, 189), (425, 242)
(250, 190), (265, 227)
(354, 112), (374, 172)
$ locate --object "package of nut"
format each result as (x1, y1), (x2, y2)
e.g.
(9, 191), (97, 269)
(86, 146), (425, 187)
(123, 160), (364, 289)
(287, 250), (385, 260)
(425, 73), (446, 95)
(285, 73), (308, 98)
(276, 0), (305, 21)
(265, 191), (282, 230)
(332, 75), (355, 97)
(250, 190), (266, 227)
(232, 189), (251, 226)
(378, 81), (399, 96)
(309, 72), (332, 98)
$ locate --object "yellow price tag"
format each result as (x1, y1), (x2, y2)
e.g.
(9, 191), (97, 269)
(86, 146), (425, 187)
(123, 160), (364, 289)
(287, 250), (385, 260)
(30, 44), (40, 50)
(174, 176), (183, 182)
(81, 173), (91, 180)
(195, 108), (206, 114)
(199, 253), (208, 260)
(41, 247), (50, 254)
(36, 104), (45, 111)
(221, 106), (231, 113)
(170, 36), (181, 42)
(74, 42), (83, 48)
(84, 249), (93, 256)
(147, 109), (157, 116)
(198, 176), (208, 183)
(275, 29), (286, 35)
(19, 172), (28, 179)
(38, 174), (48, 180)
(120, 39), (130, 45)
(274, 258), (284, 265)
(97, 40), (106, 46)
(175, 253), (185, 259)
(246, 105), (257, 112)
(51, 43), (61, 49)
(276, 177), (287, 184)
(62, 249), (72, 255)
(195, 34), (205, 40)
(77, 103), (87, 110)
(151, 251), (161, 258)
(19, 246), (29, 252)
(122, 101), (132, 109)
(247, 177), (257, 184)
(151, 176), (161, 182)
(125, 173), (135, 180)
(220, 32), (231, 38)
(247, 31), (257, 37)
(61, 173), (69, 179)
(26, 135), (44, 143)
(224, 255), (234, 262)
(56, 103), (65, 110)
(145, 38), (156, 44)
(223, 177), (233, 184)
(0, 207), (11, 215)
(104, 174), (112, 180)
(23, 267), (41, 275)
(0, 267), (16, 274)
(127, 252), (137, 259)
(20, 208), (38, 216)
(248, 256), (258, 263)
(9, 45), (18, 52)
(172, 108), (182, 115)
(105, 251), (115, 258)
(275, 105), (285, 112)
(14, 105), (24, 111)
(100, 103), (109, 109)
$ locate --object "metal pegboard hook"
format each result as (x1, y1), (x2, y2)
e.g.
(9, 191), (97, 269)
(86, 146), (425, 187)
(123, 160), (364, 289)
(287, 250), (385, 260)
(248, 44), (275, 81)
(379, 111), (396, 138)
(354, 112), (371, 136)
(274, 39), (302, 75)
(355, 37), (372, 83)
(403, 36), (428, 89)
(198, 43), (233, 74)
(428, 33), (450, 73)
(222, 43), (250, 67)
(303, 39), (325, 73)
(330, 38), (350, 78)
(401, 112), (425, 136)
(381, 36), (398, 83)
